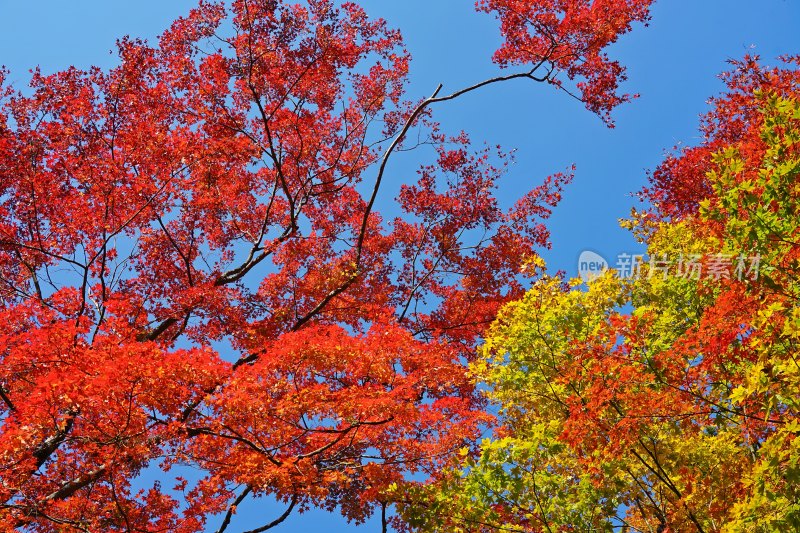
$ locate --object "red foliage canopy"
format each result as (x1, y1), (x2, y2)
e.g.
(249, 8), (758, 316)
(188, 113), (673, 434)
(643, 55), (800, 220)
(0, 1), (651, 531)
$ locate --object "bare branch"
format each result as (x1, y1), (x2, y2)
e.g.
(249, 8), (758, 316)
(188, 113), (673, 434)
(241, 494), (297, 533)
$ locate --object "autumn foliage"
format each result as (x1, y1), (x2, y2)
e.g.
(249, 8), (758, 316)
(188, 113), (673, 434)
(0, 1), (654, 531)
(402, 57), (800, 531)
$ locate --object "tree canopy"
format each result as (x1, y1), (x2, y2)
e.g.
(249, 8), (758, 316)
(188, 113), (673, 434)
(0, 1), (655, 531)
(5, 2), (799, 532)
(400, 56), (800, 532)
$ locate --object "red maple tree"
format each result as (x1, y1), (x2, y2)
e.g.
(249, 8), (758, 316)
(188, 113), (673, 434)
(0, 1), (652, 531)
(643, 54), (800, 220)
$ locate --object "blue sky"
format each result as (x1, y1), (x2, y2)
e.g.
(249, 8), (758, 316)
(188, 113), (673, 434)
(1, 1), (799, 531)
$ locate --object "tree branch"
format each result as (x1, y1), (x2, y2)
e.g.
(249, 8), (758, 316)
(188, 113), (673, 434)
(241, 494), (297, 533)
(215, 485), (252, 533)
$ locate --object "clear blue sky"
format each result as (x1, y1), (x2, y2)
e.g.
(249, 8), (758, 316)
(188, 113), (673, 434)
(2, 1), (798, 531)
